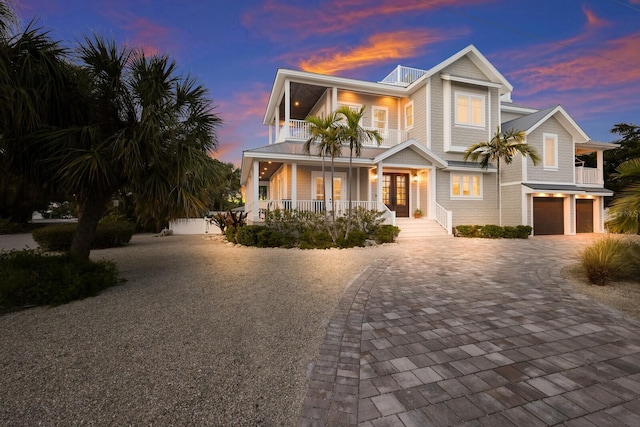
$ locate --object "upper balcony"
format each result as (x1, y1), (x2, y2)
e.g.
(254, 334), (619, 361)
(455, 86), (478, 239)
(379, 65), (427, 87)
(575, 166), (602, 187)
(276, 119), (407, 147)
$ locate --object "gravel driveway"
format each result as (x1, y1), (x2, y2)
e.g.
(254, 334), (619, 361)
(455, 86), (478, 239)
(0, 234), (394, 426)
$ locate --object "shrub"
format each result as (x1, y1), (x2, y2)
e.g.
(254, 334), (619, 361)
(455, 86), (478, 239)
(235, 225), (263, 246)
(31, 224), (76, 251)
(300, 230), (333, 250)
(0, 250), (122, 309)
(256, 228), (284, 248)
(338, 230), (368, 248)
(481, 224), (504, 238)
(454, 224), (531, 239)
(31, 221), (135, 251)
(453, 225), (481, 238)
(515, 225), (532, 239)
(0, 218), (26, 234)
(580, 237), (640, 286)
(374, 225), (400, 244)
(225, 226), (237, 243)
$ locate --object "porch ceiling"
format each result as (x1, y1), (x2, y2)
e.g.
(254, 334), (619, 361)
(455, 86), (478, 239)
(278, 82), (327, 121)
(258, 161), (282, 181)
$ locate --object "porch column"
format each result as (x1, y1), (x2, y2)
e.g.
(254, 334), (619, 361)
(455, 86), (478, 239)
(596, 150), (604, 185)
(284, 79), (291, 139)
(252, 160), (260, 223)
(275, 107), (280, 142)
(377, 163), (383, 207)
(269, 124), (273, 145)
(291, 162), (297, 209)
(416, 172), (421, 213)
(356, 167), (360, 202)
(332, 86), (338, 111)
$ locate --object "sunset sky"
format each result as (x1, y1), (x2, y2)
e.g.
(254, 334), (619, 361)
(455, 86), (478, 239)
(15, 0), (640, 166)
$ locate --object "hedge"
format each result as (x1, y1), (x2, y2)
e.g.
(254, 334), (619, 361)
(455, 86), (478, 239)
(454, 224), (532, 239)
(32, 221), (135, 251)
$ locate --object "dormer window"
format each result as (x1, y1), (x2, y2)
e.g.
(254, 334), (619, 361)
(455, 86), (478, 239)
(455, 92), (484, 128)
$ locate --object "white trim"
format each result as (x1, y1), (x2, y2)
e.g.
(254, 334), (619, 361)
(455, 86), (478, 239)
(443, 79), (451, 151)
(543, 133), (559, 170)
(426, 79), (431, 149)
(454, 91), (486, 128)
(404, 100), (414, 130)
(501, 103), (539, 115)
(440, 73), (503, 88)
(522, 137), (528, 180)
(450, 172), (483, 200)
(521, 189), (528, 225)
(291, 162), (297, 207)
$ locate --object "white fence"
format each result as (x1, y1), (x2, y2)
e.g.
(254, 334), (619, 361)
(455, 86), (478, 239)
(169, 217), (220, 235)
(435, 202), (453, 235)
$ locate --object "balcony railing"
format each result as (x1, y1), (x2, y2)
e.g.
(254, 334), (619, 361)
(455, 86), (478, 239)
(277, 119), (407, 147)
(575, 166), (601, 186)
(379, 65), (427, 86)
(253, 200), (395, 224)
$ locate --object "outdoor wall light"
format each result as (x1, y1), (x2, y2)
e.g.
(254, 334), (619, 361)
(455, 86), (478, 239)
(371, 174), (378, 181)
(412, 174), (418, 182)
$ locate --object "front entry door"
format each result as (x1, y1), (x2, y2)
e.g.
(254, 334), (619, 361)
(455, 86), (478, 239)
(383, 173), (409, 217)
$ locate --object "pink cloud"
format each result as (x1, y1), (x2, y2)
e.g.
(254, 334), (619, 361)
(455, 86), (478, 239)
(296, 29), (461, 75)
(582, 6), (609, 28)
(214, 84), (271, 165)
(99, 8), (178, 56)
(243, 0), (492, 41)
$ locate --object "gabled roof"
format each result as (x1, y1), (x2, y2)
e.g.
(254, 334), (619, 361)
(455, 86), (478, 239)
(501, 105), (590, 143)
(406, 45), (513, 98)
(373, 139), (447, 168)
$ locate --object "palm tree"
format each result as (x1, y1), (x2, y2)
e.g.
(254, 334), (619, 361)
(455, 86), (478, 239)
(304, 112), (341, 220)
(0, 0), (18, 40)
(463, 126), (541, 224)
(336, 105), (382, 232)
(608, 158), (640, 233)
(1, 31), (221, 259)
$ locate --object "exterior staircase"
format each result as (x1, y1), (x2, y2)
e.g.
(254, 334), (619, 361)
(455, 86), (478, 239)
(394, 217), (450, 239)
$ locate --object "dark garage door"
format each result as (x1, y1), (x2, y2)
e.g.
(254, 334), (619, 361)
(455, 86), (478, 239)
(533, 197), (564, 235)
(576, 199), (594, 233)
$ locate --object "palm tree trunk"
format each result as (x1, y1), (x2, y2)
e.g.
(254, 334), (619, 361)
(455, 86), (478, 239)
(347, 146), (353, 235)
(331, 157), (336, 224)
(497, 158), (501, 226)
(322, 154), (327, 219)
(70, 192), (111, 260)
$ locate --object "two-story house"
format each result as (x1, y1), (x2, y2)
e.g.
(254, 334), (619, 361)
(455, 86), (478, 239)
(240, 45), (615, 236)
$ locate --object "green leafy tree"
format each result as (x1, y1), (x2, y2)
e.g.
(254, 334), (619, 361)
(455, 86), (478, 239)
(207, 160), (241, 211)
(0, 29), (221, 259)
(335, 105), (382, 233)
(464, 126), (541, 223)
(0, 0), (18, 40)
(303, 112), (342, 221)
(608, 158), (640, 234)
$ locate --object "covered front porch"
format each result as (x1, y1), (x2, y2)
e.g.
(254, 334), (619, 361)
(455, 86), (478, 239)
(241, 140), (453, 234)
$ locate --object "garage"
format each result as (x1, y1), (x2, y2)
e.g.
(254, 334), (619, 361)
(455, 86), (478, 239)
(533, 197), (564, 235)
(576, 199), (594, 233)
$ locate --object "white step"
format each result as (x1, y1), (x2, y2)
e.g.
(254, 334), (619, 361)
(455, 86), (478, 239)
(394, 218), (449, 238)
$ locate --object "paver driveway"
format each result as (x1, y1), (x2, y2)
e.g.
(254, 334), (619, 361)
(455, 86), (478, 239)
(299, 235), (640, 426)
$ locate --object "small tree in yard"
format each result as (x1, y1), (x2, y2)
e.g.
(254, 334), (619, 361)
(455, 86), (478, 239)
(607, 158), (640, 234)
(464, 127), (540, 224)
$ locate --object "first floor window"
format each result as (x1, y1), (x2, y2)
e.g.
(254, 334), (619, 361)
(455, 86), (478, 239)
(451, 173), (482, 198)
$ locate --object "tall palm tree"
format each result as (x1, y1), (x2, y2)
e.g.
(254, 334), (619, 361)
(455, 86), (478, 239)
(463, 126), (541, 224)
(336, 105), (382, 232)
(0, 0), (18, 40)
(608, 158), (640, 233)
(1, 31), (221, 259)
(304, 112), (341, 220)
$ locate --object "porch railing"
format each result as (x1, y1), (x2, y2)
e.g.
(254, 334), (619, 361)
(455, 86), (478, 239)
(379, 65), (427, 86)
(256, 200), (395, 223)
(277, 119), (407, 147)
(435, 202), (453, 235)
(575, 166), (601, 185)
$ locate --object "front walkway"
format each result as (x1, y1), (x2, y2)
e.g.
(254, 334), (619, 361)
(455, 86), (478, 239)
(299, 236), (640, 426)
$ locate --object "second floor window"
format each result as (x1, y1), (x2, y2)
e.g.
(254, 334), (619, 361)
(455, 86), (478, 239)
(544, 133), (558, 170)
(372, 106), (388, 131)
(455, 93), (484, 127)
(405, 101), (414, 129)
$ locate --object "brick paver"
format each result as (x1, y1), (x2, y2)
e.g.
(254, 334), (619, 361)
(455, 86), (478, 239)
(298, 235), (640, 426)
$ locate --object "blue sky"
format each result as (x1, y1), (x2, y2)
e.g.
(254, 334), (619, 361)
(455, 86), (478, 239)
(15, 0), (640, 165)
